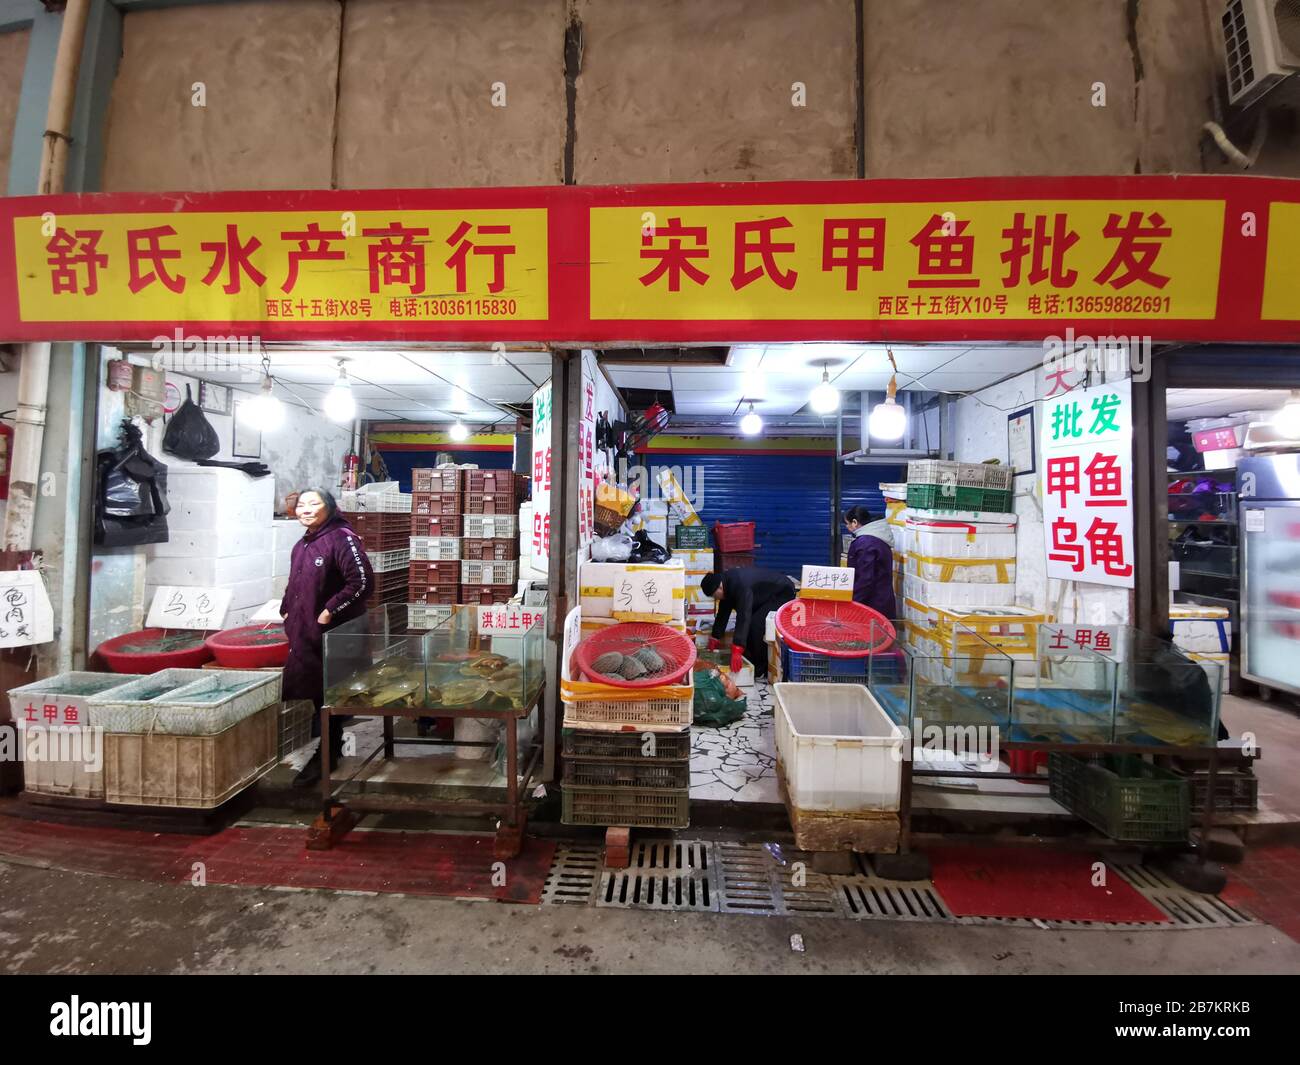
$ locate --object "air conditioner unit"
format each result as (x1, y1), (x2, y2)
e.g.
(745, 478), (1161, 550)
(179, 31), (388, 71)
(1222, 0), (1300, 108)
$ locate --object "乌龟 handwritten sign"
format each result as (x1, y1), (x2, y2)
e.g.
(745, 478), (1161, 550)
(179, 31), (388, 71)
(145, 586), (232, 631)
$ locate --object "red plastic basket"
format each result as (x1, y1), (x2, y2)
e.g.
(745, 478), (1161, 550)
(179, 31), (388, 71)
(97, 628), (214, 673)
(205, 625), (290, 668)
(774, 599), (895, 657)
(713, 521), (756, 552)
(573, 623), (697, 688)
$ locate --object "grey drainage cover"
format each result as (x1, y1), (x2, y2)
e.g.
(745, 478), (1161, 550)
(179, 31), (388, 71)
(1109, 860), (1255, 929)
(597, 840), (716, 912)
(541, 843), (603, 906)
(715, 842), (842, 917)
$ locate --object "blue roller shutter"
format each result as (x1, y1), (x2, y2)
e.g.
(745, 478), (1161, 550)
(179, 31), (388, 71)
(375, 449), (515, 494)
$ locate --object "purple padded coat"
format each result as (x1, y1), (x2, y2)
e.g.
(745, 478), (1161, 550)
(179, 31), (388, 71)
(847, 530), (896, 621)
(279, 512), (374, 709)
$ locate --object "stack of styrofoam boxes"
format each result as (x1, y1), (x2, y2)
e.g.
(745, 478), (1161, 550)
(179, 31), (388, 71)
(677, 546), (716, 635)
(881, 482), (909, 604)
(1170, 602), (1232, 696)
(147, 467), (275, 631)
(461, 469), (521, 608)
(271, 518), (301, 602)
(579, 558), (687, 632)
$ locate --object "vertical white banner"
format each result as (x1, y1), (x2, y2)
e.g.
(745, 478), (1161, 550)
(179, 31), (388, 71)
(579, 356), (597, 552)
(531, 382), (553, 570)
(1041, 378), (1135, 589)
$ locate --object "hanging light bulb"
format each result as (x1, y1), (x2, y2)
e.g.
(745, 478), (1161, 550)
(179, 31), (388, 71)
(810, 366), (839, 414)
(869, 348), (908, 442)
(740, 402), (763, 436)
(323, 359), (357, 423)
(449, 421), (470, 442)
(1274, 390), (1300, 438)
(242, 355), (285, 431)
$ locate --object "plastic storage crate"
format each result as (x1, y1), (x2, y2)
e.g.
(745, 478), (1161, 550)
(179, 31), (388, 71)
(104, 703), (278, 808)
(562, 727), (693, 760)
(279, 699), (314, 757)
(713, 521), (756, 551)
(465, 470), (520, 493)
(460, 584), (514, 606)
(411, 514), (460, 538)
(412, 492), (462, 518)
(464, 490), (519, 515)
(561, 692), (693, 731)
(461, 559), (518, 585)
(462, 537), (519, 561)
(367, 548), (410, 573)
(1049, 752), (1191, 843)
(906, 483), (1013, 513)
(463, 514), (518, 539)
(90, 670), (282, 735)
(413, 467), (463, 493)
(562, 758), (690, 789)
(1186, 769), (1259, 812)
(8, 671), (144, 726)
(408, 582), (459, 605)
(561, 784), (689, 828)
(408, 602), (456, 630)
(410, 536), (461, 561)
(410, 560), (461, 584)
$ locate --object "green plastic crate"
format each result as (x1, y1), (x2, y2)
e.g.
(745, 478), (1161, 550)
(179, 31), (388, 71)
(675, 525), (710, 549)
(561, 783), (689, 828)
(907, 483), (1013, 513)
(1049, 752), (1190, 842)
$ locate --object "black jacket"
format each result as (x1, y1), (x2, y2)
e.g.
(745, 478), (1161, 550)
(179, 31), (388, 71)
(710, 567), (796, 646)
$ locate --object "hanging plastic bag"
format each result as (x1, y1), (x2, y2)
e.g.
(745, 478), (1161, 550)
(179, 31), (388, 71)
(96, 420), (170, 547)
(162, 383), (220, 461)
(627, 529), (673, 565)
(591, 532), (634, 562)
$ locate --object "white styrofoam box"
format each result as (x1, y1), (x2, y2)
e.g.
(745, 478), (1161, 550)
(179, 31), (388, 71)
(273, 549), (294, 578)
(146, 552), (272, 587)
(169, 495), (268, 531)
(774, 683), (904, 814)
(905, 514), (1017, 562)
(166, 466), (275, 509)
(273, 519), (304, 553)
(904, 553), (1015, 585)
(1171, 618), (1232, 654)
(146, 576), (273, 614)
(149, 525), (273, 560)
(765, 613), (777, 643)
(1185, 650), (1230, 695)
(272, 575), (288, 598)
(579, 559), (686, 620)
(905, 507), (1017, 526)
(902, 573), (1018, 610)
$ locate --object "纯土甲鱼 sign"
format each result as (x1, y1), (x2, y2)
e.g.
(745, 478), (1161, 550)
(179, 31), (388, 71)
(0, 176), (1296, 343)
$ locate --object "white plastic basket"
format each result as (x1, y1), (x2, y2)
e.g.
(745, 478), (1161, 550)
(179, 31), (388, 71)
(342, 483), (412, 513)
(8, 671), (145, 728)
(461, 559), (518, 585)
(408, 603), (456, 630)
(463, 514), (518, 539)
(89, 670), (282, 735)
(410, 536), (461, 561)
(368, 548), (411, 573)
(561, 696), (693, 732)
(774, 683), (904, 813)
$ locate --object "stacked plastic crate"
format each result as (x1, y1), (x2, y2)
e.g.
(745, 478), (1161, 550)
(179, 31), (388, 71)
(341, 483), (412, 606)
(461, 469), (521, 608)
(409, 467), (463, 622)
(146, 467), (275, 630)
(560, 564), (692, 831)
(899, 460), (1032, 682)
(713, 520), (756, 573)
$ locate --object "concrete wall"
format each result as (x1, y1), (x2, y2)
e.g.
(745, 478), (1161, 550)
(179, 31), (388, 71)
(335, 0), (566, 188)
(100, 0), (341, 192)
(0, 28), (30, 196)
(574, 0), (857, 183)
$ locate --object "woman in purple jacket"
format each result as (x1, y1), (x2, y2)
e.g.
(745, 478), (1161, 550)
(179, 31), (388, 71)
(281, 488), (374, 787)
(844, 505), (897, 622)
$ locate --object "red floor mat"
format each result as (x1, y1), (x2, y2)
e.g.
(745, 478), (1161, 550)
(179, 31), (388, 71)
(1221, 843), (1300, 943)
(0, 815), (554, 904)
(928, 846), (1170, 923)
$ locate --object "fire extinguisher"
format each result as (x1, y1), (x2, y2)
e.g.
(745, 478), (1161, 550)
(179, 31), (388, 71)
(340, 450), (361, 491)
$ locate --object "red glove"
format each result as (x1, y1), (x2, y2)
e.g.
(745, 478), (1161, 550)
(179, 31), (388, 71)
(730, 644), (743, 673)
(708, 638), (720, 652)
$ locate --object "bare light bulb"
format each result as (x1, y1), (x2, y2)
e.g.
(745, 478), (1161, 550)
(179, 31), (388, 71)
(810, 368), (839, 414)
(243, 373), (284, 432)
(869, 396), (907, 441)
(449, 422), (470, 442)
(324, 362), (356, 423)
(740, 403), (763, 436)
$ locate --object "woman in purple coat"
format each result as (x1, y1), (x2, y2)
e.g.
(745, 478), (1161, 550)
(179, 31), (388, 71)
(281, 488), (374, 787)
(844, 505), (897, 621)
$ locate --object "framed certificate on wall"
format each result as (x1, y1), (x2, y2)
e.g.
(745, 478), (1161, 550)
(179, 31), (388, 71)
(1008, 406), (1036, 476)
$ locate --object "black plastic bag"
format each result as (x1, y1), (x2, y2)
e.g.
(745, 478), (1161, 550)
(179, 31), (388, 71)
(96, 421), (170, 547)
(162, 384), (220, 461)
(627, 529), (673, 565)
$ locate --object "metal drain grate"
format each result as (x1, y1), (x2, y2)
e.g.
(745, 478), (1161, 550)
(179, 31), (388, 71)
(541, 842), (603, 906)
(715, 842), (842, 917)
(597, 840), (716, 912)
(837, 858), (954, 923)
(1110, 861), (1256, 929)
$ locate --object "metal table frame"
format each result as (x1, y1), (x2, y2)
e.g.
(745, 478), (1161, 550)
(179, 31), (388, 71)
(312, 685), (545, 857)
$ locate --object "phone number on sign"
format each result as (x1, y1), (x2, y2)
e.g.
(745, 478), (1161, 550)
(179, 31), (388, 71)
(1061, 295), (1173, 314)
(417, 297), (520, 318)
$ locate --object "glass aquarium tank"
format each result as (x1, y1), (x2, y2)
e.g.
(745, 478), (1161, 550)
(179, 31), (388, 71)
(1104, 626), (1221, 748)
(1009, 630), (1117, 743)
(422, 606), (544, 713)
(323, 604), (429, 711)
(868, 620), (1014, 735)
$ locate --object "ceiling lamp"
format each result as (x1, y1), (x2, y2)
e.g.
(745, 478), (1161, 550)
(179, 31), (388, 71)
(1276, 390), (1300, 438)
(869, 349), (908, 443)
(739, 402), (763, 436)
(449, 421), (470, 442)
(323, 359), (357, 423)
(242, 356), (285, 432)
(810, 365), (840, 414)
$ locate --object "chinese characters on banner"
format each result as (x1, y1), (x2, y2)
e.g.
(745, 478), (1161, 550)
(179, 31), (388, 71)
(0, 571), (54, 648)
(1041, 379), (1135, 589)
(579, 359), (598, 551)
(590, 200), (1224, 323)
(144, 586), (232, 630)
(477, 605), (546, 637)
(12, 209), (549, 325)
(531, 383), (552, 568)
